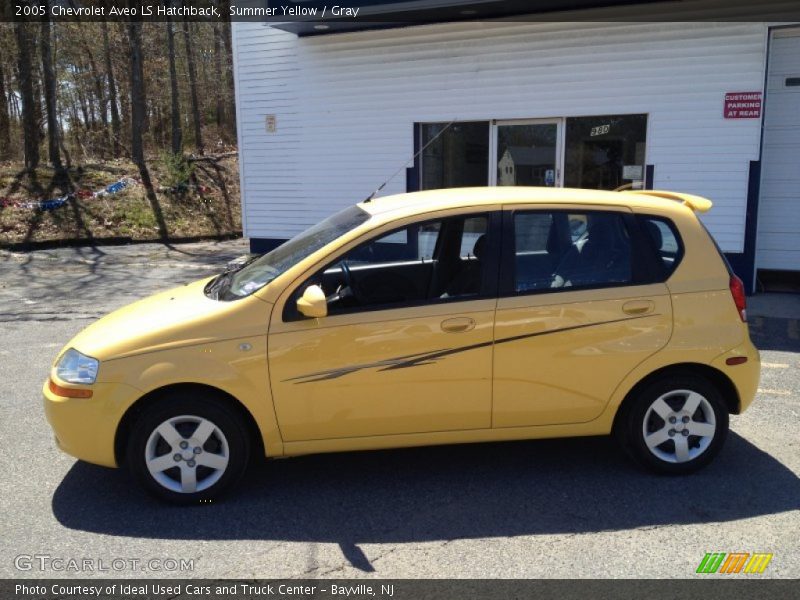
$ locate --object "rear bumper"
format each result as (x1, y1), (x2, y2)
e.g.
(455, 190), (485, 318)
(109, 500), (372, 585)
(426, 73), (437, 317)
(711, 338), (760, 414)
(43, 379), (141, 468)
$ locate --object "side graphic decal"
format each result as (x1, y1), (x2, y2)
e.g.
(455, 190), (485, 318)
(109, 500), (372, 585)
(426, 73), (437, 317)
(284, 314), (657, 384)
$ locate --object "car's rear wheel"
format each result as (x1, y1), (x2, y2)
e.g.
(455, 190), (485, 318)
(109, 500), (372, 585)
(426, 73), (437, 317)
(616, 374), (729, 474)
(127, 393), (250, 503)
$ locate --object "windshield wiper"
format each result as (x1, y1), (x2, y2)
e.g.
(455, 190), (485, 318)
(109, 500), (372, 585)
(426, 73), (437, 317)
(204, 254), (261, 300)
(205, 271), (234, 300)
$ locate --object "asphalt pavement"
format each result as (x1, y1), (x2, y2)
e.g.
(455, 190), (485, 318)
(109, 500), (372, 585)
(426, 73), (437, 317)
(1, 241), (798, 579)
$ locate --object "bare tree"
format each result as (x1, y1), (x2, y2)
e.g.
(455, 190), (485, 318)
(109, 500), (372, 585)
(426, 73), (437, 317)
(14, 21), (39, 170)
(213, 20), (224, 130)
(127, 20), (146, 165)
(102, 22), (123, 157)
(128, 17), (169, 241)
(166, 12), (182, 154)
(182, 18), (204, 154)
(40, 5), (62, 169)
(0, 61), (11, 161)
(79, 38), (110, 156)
(221, 14), (236, 137)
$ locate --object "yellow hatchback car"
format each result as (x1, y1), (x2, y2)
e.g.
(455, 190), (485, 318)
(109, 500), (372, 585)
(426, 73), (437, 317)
(44, 187), (760, 502)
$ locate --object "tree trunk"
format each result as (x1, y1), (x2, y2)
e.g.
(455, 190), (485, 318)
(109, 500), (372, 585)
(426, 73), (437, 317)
(40, 7), (62, 169)
(119, 79), (130, 152)
(166, 14), (182, 154)
(57, 100), (72, 169)
(127, 20), (146, 165)
(214, 20), (224, 129)
(80, 39), (109, 157)
(76, 82), (91, 131)
(102, 22), (123, 157)
(68, 100), (79, 151)
(127, 16), (169, 242)
(182, 18), (204, 154)
(221, 16), (236, 136)
(14, 22), (39, 170)
(0, 62), (11, 161)
(33, 59), (45, 147)
(83, 65), (97, 131)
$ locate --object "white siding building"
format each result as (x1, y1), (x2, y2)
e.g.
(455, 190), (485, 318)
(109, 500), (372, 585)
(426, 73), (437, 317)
(232, 2), (800, 292)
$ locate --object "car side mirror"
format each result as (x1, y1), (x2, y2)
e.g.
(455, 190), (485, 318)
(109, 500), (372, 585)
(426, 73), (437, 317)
(296, 284), (327, 318)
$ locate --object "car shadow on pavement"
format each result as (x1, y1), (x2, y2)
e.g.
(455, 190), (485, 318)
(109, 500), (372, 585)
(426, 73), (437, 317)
(52, 431), (800, 572)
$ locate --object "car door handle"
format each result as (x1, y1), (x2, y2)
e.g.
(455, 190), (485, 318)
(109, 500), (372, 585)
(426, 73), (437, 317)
(441, 317), (475, 333)
(622, 300), (655, 315)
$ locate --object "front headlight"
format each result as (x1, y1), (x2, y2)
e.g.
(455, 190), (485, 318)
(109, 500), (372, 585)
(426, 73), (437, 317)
(56, 348), (99, 385)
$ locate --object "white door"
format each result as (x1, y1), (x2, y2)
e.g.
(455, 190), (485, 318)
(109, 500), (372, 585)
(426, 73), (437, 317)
(491, 119), (564, 187)
(757, 28), (800, 271)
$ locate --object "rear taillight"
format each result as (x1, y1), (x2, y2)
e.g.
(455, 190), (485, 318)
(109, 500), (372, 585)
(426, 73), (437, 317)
(729, 275), (747, 322)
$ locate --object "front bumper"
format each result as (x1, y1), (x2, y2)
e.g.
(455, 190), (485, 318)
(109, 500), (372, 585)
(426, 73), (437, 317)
(43, 379), (142, 468)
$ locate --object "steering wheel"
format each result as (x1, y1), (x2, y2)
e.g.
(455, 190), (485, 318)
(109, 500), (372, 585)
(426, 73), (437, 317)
(339, 261), (364, 303)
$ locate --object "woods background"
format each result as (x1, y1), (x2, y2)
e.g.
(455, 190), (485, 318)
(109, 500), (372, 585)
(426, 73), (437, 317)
(1, 11), (236, 165)
(1, 5), (243, 248)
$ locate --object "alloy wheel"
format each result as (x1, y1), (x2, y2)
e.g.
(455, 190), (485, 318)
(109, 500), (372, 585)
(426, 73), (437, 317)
(144, 415), (230, 493)
(641, 389), (717, 464)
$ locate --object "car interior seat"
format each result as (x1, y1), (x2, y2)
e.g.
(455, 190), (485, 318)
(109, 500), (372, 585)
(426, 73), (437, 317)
(443, 234), (486, 297)
(552, 215), (630, 287)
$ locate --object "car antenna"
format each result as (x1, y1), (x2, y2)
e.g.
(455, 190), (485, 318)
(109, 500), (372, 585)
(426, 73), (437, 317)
(363, 119), (457, 203)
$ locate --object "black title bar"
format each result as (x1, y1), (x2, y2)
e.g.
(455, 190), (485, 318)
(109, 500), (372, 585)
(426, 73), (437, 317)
(4, 579), (800, 600)
(3, 0), (800, 24)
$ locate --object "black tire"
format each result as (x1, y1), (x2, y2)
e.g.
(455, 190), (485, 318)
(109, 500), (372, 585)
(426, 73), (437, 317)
(615, 374), (729, 475)
(126, 392), (251, 504)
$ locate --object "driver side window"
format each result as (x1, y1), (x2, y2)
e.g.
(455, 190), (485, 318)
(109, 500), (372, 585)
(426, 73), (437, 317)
(289, 214), (491, 319)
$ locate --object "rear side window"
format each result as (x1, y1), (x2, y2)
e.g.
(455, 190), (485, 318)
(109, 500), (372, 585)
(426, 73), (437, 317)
(513, 210), (633, 292)
(638, 216), (683, 277)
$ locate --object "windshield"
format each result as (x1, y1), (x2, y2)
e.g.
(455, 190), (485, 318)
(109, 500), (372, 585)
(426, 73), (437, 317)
(210, 205), (370, 301)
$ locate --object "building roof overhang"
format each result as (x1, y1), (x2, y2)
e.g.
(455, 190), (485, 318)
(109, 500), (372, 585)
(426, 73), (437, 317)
(268, 0), (669, 36)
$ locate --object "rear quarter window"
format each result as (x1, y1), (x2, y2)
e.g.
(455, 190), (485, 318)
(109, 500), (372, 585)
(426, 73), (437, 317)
(638, 216), (683, 278)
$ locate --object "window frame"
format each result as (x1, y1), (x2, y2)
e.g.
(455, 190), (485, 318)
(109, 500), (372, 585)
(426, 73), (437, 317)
(498, 207), (658, 298)
(283, 210), (503, 322)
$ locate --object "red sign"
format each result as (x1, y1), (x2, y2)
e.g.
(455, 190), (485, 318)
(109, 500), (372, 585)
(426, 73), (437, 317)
(724, 92), (762, 119)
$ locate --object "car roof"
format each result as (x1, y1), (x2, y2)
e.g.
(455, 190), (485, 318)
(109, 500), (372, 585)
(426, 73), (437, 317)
(358, 186), (705, 218)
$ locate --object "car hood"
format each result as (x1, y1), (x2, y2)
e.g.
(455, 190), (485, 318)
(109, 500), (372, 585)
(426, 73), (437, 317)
(61, 278), (272, 363)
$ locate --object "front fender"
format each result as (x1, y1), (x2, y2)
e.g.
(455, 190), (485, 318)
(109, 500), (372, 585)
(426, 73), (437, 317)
(100, 335), (283, 457)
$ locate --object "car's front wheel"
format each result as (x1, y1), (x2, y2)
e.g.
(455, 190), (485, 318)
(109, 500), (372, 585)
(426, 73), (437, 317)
(616, 374), (729, 474)
(127, 393), (251, 503)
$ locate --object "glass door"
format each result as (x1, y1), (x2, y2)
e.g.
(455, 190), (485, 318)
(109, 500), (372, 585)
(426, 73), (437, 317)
(492, 120), (563, 187)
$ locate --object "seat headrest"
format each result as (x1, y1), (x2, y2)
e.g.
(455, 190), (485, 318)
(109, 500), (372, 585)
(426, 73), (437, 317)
(582, 215), (615, 257)
(645, 221), (663, 250)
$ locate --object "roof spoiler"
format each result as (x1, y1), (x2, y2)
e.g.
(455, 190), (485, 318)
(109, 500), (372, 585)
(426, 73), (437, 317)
(623, 190), (713, 213)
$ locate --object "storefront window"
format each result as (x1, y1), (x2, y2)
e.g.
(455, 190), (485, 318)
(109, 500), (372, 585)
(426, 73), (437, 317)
(563, 114), (647, 190)
(421, 122), (489, 190)
(418, 116), (646, 192)
(497, 122), (558, 187)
